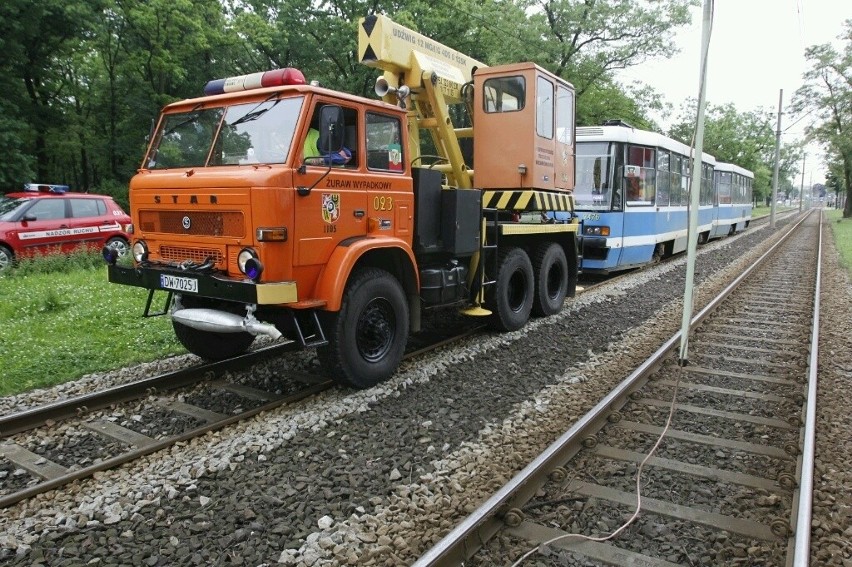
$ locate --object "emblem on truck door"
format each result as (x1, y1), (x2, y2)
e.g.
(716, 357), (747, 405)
(322, 193), (340, 224)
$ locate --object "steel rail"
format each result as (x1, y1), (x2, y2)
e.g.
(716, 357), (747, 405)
(414, 211), (814, 566)
(0, 314), (500, 509)
(0, 379), (332, 509)
(792, 210), (823, 566)
(0, 341), (302, 438)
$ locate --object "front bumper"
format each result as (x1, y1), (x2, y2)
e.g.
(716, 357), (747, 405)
(108, 264), (297, 305)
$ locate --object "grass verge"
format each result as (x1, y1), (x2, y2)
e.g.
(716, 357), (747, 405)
(827, 208), (852, 275)
(1, 259), (183, 396)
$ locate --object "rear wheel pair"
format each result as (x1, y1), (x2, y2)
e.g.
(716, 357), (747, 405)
(486, 243), (568, 332)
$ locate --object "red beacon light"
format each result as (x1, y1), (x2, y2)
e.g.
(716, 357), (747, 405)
(203, 68), (306, 96)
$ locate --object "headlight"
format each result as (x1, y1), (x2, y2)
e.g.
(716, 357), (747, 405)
(238, 248), (257, 273)
(238, 248), (264, 281)
(583, 226), (610, 236)
(132, 240), (149, 262)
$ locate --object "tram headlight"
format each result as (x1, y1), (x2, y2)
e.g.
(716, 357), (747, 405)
(583, 226), (611, 237)
(238, 248), (264, 281)
(132, 240), (149, 262)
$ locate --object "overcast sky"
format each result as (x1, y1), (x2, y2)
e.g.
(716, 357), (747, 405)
(618, 0), (851, 184)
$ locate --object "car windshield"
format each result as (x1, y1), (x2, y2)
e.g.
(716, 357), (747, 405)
(574, 142), (614, 211)
(0, 196), (31, 221)
(145, 96), (304, 169)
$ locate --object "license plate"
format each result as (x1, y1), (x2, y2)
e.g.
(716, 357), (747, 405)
(160, 274), (198, 293)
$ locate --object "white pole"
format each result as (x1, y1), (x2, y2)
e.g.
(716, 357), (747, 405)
(678, 0), (713, 364)
(770, 90), (783, 228)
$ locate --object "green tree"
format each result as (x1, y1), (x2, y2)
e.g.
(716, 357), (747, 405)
(792, 20), (852, 217)
(0, 0), (103, 186)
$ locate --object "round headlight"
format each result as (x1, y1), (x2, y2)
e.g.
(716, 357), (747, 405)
(132, 240), (149, 262)
(245, 257), (264, 281)
(238, 248), (257, 273)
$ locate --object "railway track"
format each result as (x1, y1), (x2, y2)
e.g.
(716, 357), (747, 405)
(417, 209), (821, 566)
(0, 316), (484, 510)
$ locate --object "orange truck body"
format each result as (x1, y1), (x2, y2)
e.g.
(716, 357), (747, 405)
(107, 15), (581, 387)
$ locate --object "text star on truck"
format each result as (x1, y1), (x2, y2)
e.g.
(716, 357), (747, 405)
(104, 14), (581, 388)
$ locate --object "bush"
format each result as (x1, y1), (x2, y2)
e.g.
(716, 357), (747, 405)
(1, 247), (106, 278)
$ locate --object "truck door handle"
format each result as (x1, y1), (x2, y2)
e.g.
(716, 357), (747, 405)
(354, 210), (365, 218)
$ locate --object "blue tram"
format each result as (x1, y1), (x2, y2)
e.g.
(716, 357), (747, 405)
(554, 123), (719, 273)
(712, 162), (753, 238)
(551, 123), (753, 273)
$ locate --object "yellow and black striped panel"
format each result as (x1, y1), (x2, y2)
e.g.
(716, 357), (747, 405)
(482, 190), (574, 212)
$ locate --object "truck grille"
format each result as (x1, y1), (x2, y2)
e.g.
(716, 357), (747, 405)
(139, 211), (245, 237)
(159, 246), (224, 265)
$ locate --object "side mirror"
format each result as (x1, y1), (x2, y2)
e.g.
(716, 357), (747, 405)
(318, 105), (345, 154)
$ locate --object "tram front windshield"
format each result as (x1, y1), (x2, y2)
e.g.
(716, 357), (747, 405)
(574, 142), (613, 211)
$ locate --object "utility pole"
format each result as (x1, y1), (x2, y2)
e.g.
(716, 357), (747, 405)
(799, 152), (805, 213)
(678, 0), (712, 365)
(770, 89), (782, 228)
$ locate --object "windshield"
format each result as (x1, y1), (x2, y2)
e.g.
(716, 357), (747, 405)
(146, 96), (304, 169)
(0, 196), (30, 221)
(574, 142), (613, 210)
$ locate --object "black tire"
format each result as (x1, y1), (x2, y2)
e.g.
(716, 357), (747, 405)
(318, 268), (409, 389)
(0, 245), (13, 271)
(531, 242), (568, 317)
(172, 297), (255, 360)
(486, 247), (534, 332)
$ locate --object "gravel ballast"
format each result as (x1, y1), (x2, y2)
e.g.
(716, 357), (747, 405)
(1, 212), (850, 566)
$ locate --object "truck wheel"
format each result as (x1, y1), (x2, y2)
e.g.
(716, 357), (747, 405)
(0, 245), (14, 271)
(531, 242), (568, 317)
(318, 268), (409, 389)
(172, 297), (255, 360)
(487, 247), (533, 332)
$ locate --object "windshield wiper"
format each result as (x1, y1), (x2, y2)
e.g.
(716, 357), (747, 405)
(228, 95), (281, 127)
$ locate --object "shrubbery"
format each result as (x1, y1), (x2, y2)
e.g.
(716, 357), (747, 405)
(1, 248), (106, 278)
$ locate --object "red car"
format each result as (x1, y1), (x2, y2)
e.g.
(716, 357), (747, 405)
(0, 187), (132, 270)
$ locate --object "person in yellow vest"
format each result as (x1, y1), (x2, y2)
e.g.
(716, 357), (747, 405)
(303, 128), (352, 165)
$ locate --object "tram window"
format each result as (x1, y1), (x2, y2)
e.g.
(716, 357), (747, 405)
(625, 145), (655, 205)
(680, 157), (690, 206)
(536, 76), (554, 139)
(669, 155), (682, 206)
(701, 163), (714, 205)
(718, 172), (732, 204)
(657, 151), (670, 207)
(575, 142), (612, 209)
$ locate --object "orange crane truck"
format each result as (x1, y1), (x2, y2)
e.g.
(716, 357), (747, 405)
(104, 14), (581, 388)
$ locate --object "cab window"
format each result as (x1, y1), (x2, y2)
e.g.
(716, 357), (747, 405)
(536, 76), (554, 139)
(366, 113), (404, 172)
(303, 104), (358, 167)
(556, 86), (574, 145)
(483, 76), (525, 113)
